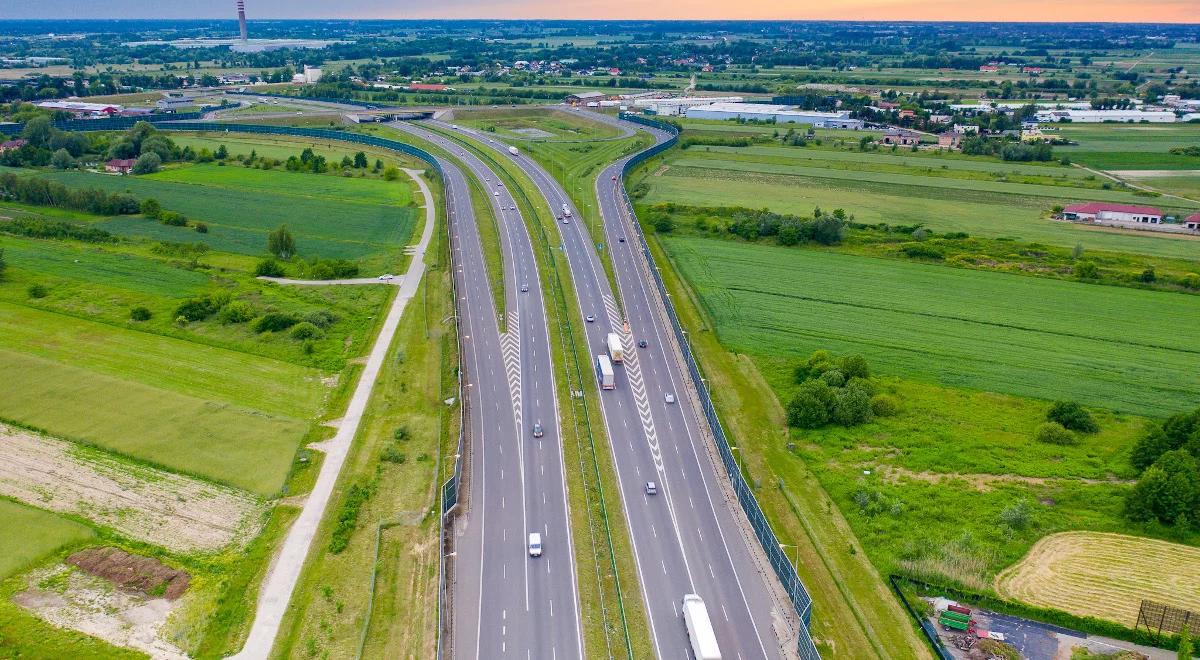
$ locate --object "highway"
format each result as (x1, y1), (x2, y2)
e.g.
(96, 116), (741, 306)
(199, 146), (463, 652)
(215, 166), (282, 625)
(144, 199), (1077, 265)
(387, 121), (584, 660)
(429, 114), (791, 659)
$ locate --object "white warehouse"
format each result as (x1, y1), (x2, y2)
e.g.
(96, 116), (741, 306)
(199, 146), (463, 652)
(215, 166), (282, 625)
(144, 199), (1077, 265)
(633, 96), (745, 116)
(686, 102), (863, 129)
(1035, 109), (1177, 123)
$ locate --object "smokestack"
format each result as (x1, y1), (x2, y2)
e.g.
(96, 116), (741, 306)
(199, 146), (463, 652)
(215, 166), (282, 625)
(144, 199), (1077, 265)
(236, 0), (248, 43)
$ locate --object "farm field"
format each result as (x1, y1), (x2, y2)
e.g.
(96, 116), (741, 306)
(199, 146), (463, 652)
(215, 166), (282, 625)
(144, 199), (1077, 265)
(451, 106), (622, 141)
(41, 168), (417, 264)
(1137, 174), (1200, 200)
(639, 159), (1200, 261)
(1054, 123), (1200, 171)
(0, 499), (93, 580)
(661, 236), (1200, 416)
(994, 532), (1200, 625)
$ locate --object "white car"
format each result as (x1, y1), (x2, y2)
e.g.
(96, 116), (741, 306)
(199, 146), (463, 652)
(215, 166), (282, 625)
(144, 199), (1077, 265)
(586, 315), (595, 323)
(665, 393), (676, 404)
(528, 533), (543, 557)
(378, 274), (394, 281)
(494, 191), (499, 196)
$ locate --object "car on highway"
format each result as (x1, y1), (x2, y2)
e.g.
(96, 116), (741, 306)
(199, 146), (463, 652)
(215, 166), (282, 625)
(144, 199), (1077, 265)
(665, 393), (676, 404)
(619, 236), (626, 242)
(493, 191), (499, 196)
(528, 533), (543, 557)
(586, 315), (595, 323)
(645, 481), (657, 495)
(561, 217), (570, 224)
(638, 339), (648, 348)
(532, 421), (544, 437)
(521, 283), (529, 292)
(612, 175), (617, 181)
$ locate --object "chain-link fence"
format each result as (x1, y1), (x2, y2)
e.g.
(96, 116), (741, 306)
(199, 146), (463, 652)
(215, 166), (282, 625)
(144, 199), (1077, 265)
(619, 112), (822, 660)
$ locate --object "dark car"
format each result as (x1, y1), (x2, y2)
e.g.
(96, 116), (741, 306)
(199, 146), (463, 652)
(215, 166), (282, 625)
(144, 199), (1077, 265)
(637, 339), (648, 348)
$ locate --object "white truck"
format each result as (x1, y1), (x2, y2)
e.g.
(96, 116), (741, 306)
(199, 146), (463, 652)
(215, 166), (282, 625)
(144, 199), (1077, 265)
(606, 332), (624, 363)
(562, 203), (572, 217)
(508, 145), (519, 156)
(682, 594), (722, 660)
(596, 355), (615, 390)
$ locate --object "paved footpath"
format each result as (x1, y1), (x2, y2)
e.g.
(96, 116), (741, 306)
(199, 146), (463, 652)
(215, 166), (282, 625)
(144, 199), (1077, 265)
(230, 169), (436, 659)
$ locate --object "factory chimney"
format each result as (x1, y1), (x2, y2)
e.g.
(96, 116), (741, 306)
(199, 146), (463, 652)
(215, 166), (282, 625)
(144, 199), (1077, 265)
(236, 0), (248, 43)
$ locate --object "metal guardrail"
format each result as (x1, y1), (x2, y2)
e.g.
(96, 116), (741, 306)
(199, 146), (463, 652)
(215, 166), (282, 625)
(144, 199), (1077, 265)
(0, 103), (241, 136)
(618, 112), (822, 660)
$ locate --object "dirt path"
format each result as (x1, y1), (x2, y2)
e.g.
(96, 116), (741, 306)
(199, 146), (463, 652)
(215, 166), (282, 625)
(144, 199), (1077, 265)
(0, 424), (264, 553)
(230, 168), (437, 659)
(256, 276), (402, 286)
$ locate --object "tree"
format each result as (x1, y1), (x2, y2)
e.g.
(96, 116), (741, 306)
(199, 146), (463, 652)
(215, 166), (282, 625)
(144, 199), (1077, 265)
(787, 382), (832, 429)
(215, 144), (229, 160)
(0, 247), (6, 280)
(1073, 260), (1098, 280)
(132, 152), (162, 175)
(340, 155), (353, 169)
(354, 151), (369, 169)
(21, 116), (54, 147)
(254, 258), (286, 277)
(1047, 401), (1099, 433)
(1125, 450), (1200, 526)
(139, 198), (162, 220)
(267, 225), (296, 260)
(140, 135), (175, 161)
(383, 165), (400, 181)
(832, 383), (874, 426)
(50, 148), (74, 170)
(839, 354), (870, 380)
(1131, 424), (1174, 472)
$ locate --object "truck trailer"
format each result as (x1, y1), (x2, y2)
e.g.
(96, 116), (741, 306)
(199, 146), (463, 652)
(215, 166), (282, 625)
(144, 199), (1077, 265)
(596, 355), (615, 390)
(562, 203), (572, 217)
(606, 332), (624, 363)
(682, 594), (721, 660)
(508, 145), (519, 156)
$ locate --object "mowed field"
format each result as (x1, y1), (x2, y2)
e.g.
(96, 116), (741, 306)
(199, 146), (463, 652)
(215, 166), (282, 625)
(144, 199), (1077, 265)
(994, 532), (1200, 626)
(452, 107), (623, 141)
(43, 166), (417, 264)
(663, 236), (1200, 416)
(640, 145), (1200, 260)
(0, 499), (93, 580)
(1054, 123), (1200, 171)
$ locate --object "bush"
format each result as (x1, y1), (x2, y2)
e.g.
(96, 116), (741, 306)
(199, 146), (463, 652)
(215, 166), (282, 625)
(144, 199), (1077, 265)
(901, 243), (944, 260)
(871, 394), (899, 417)
(839, 354), (870, 379)
(194, 222), (208, 234)
(786, 380), (835, 428)
(174, 297), (219, 322)
(1073, 260), (1099, 280)
(832, 383), (874, 426)
(218, 301), (254, 324)
(999, 499), (1033, 531)
(253, 312), (300, 334)
(819, 369), (846, 387)
(380, 446), (406, 464)
(1034, 422), (1076, 445)
(289, 321), (323, 340)
(139, 198), (162, 219)
(131, 152), (162, 175)
(1047, 400), (1099, 433)
(254, 258), (286, 277)
(27, 283), (48, 299)
(159, 211), (188, 227)
(303, 309), (337, 329)
(1125, 450), (1200, 526)
(129, 306), (152, 321)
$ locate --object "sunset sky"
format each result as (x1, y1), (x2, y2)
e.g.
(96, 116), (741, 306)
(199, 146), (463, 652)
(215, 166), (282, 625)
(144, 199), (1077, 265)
(6, 0), (1200, 22)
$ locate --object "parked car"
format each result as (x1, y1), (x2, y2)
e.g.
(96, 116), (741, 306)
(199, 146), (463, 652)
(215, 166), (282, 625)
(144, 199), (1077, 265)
(378, 274), (395, 281)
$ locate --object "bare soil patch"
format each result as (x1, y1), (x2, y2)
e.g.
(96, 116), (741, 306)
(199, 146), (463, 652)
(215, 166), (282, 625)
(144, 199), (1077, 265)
(994, 531), (1200, 626)
(0, 424), (266, 553)
(67, 547), (190, 600)
(872, 464), (1131, 492)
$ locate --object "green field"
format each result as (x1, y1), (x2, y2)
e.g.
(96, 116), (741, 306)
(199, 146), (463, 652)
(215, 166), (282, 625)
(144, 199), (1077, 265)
(453, 107), (622, 141)
(0, 499), (94, 580)
(42, 168), (416, 263)
(639, 153), (1200, 261)
(1054, 123), (1200, 171)
(664, 236), (1200, 416)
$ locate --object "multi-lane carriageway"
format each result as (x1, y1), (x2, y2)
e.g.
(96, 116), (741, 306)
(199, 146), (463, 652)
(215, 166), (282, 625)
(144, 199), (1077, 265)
(388, 120), (584, 660)
(427, 113), (794, 660)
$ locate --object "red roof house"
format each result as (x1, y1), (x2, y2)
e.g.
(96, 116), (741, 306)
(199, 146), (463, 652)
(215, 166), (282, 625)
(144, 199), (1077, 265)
(1185, 213), (1200, 230)
(0, 138), (28, 153)
(105, 158), (137, 174)
(1062, 202), (1163, 224)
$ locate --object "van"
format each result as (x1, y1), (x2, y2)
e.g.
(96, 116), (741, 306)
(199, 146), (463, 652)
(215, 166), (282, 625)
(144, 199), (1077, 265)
(528, 532), (543, 557)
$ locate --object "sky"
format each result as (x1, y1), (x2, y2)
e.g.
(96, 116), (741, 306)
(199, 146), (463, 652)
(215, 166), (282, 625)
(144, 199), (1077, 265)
(3, 0), (1198, 23)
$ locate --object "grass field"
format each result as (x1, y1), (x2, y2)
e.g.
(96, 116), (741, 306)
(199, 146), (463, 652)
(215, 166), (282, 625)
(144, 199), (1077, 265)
(1054, 123), (1200, 171)
(994, 532), (1200, 626)
(452, 107), (622, 141)
(638, 161), (1200, 261)
(43, 168), (417, 264)
(0, 499), (94, 580)
(663, 237), (1200, 416)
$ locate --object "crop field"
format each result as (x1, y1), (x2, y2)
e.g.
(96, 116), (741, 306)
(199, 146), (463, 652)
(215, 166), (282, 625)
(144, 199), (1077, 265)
(168, 134), (421, 167)
(147, 163), (414, 206)
(994, 532), (1200, 625)
(1054, 123), (1200, 171)
(43, 169), (416, 262)
(0, 499), (93, 580)
(639, 156), (1200, 261)
(662, 236), (1200, 415)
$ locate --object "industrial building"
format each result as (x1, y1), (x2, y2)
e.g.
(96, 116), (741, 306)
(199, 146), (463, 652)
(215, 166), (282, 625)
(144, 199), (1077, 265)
(35, 100), (121, 117)
(685, 102), (863, 129)
(1035, 109), (1177, 123)
(632, 96), (744, 116)
(1062, 202), (1163, 225)
(155, 97), (193, 112)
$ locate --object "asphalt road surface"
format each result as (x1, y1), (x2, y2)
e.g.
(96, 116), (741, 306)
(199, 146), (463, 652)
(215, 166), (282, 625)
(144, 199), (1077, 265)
(431, 114), (790, 660)
(387, 121), (584, 660)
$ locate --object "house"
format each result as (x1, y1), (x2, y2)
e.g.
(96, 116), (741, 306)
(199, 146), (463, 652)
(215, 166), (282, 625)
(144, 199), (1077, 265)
(877, 101), (900, 110)
(565, 91), (606, 105)
(1062, 202), (1163, 225)
(1185, 214), (1200, 231)
(35, 100), (121, 117)
(608, 68), (621, 76)
(881, 128), (921, 146)
(979, 65), (999, 72)
(938, 132), (962, 149)
(0, 138), (28, 153)
(105, 158), (137, 174)
(406, 83), (448, 92)
(1022, 66), (1043, 75)
(898, 109), (916, 119)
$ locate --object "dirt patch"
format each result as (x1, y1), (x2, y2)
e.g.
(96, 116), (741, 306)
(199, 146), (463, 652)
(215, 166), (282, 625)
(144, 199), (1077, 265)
(995, 531), (1200, 626)
(0, 423), (266, 553)
(67, 547), (189, 600)
(14, 564), (187, 660)
(872, 464), (1132, 493)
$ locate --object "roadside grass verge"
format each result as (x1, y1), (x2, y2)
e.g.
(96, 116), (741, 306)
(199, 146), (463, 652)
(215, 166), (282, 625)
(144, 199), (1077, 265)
(429, 123), (654, 658)
(270, 173), (454, 659)
(644, 233), (931, 659)
(451, 106), (623, 141)
(0, 499), (94, 581)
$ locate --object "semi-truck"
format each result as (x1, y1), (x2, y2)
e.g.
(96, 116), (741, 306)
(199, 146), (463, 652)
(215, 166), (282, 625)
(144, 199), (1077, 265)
(606, 332), (624, 363)
(562, 203), (571, 217)
(596, 355), (615, 390)
(508, 145), (519, 156)
(682, 594), (721, 660)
